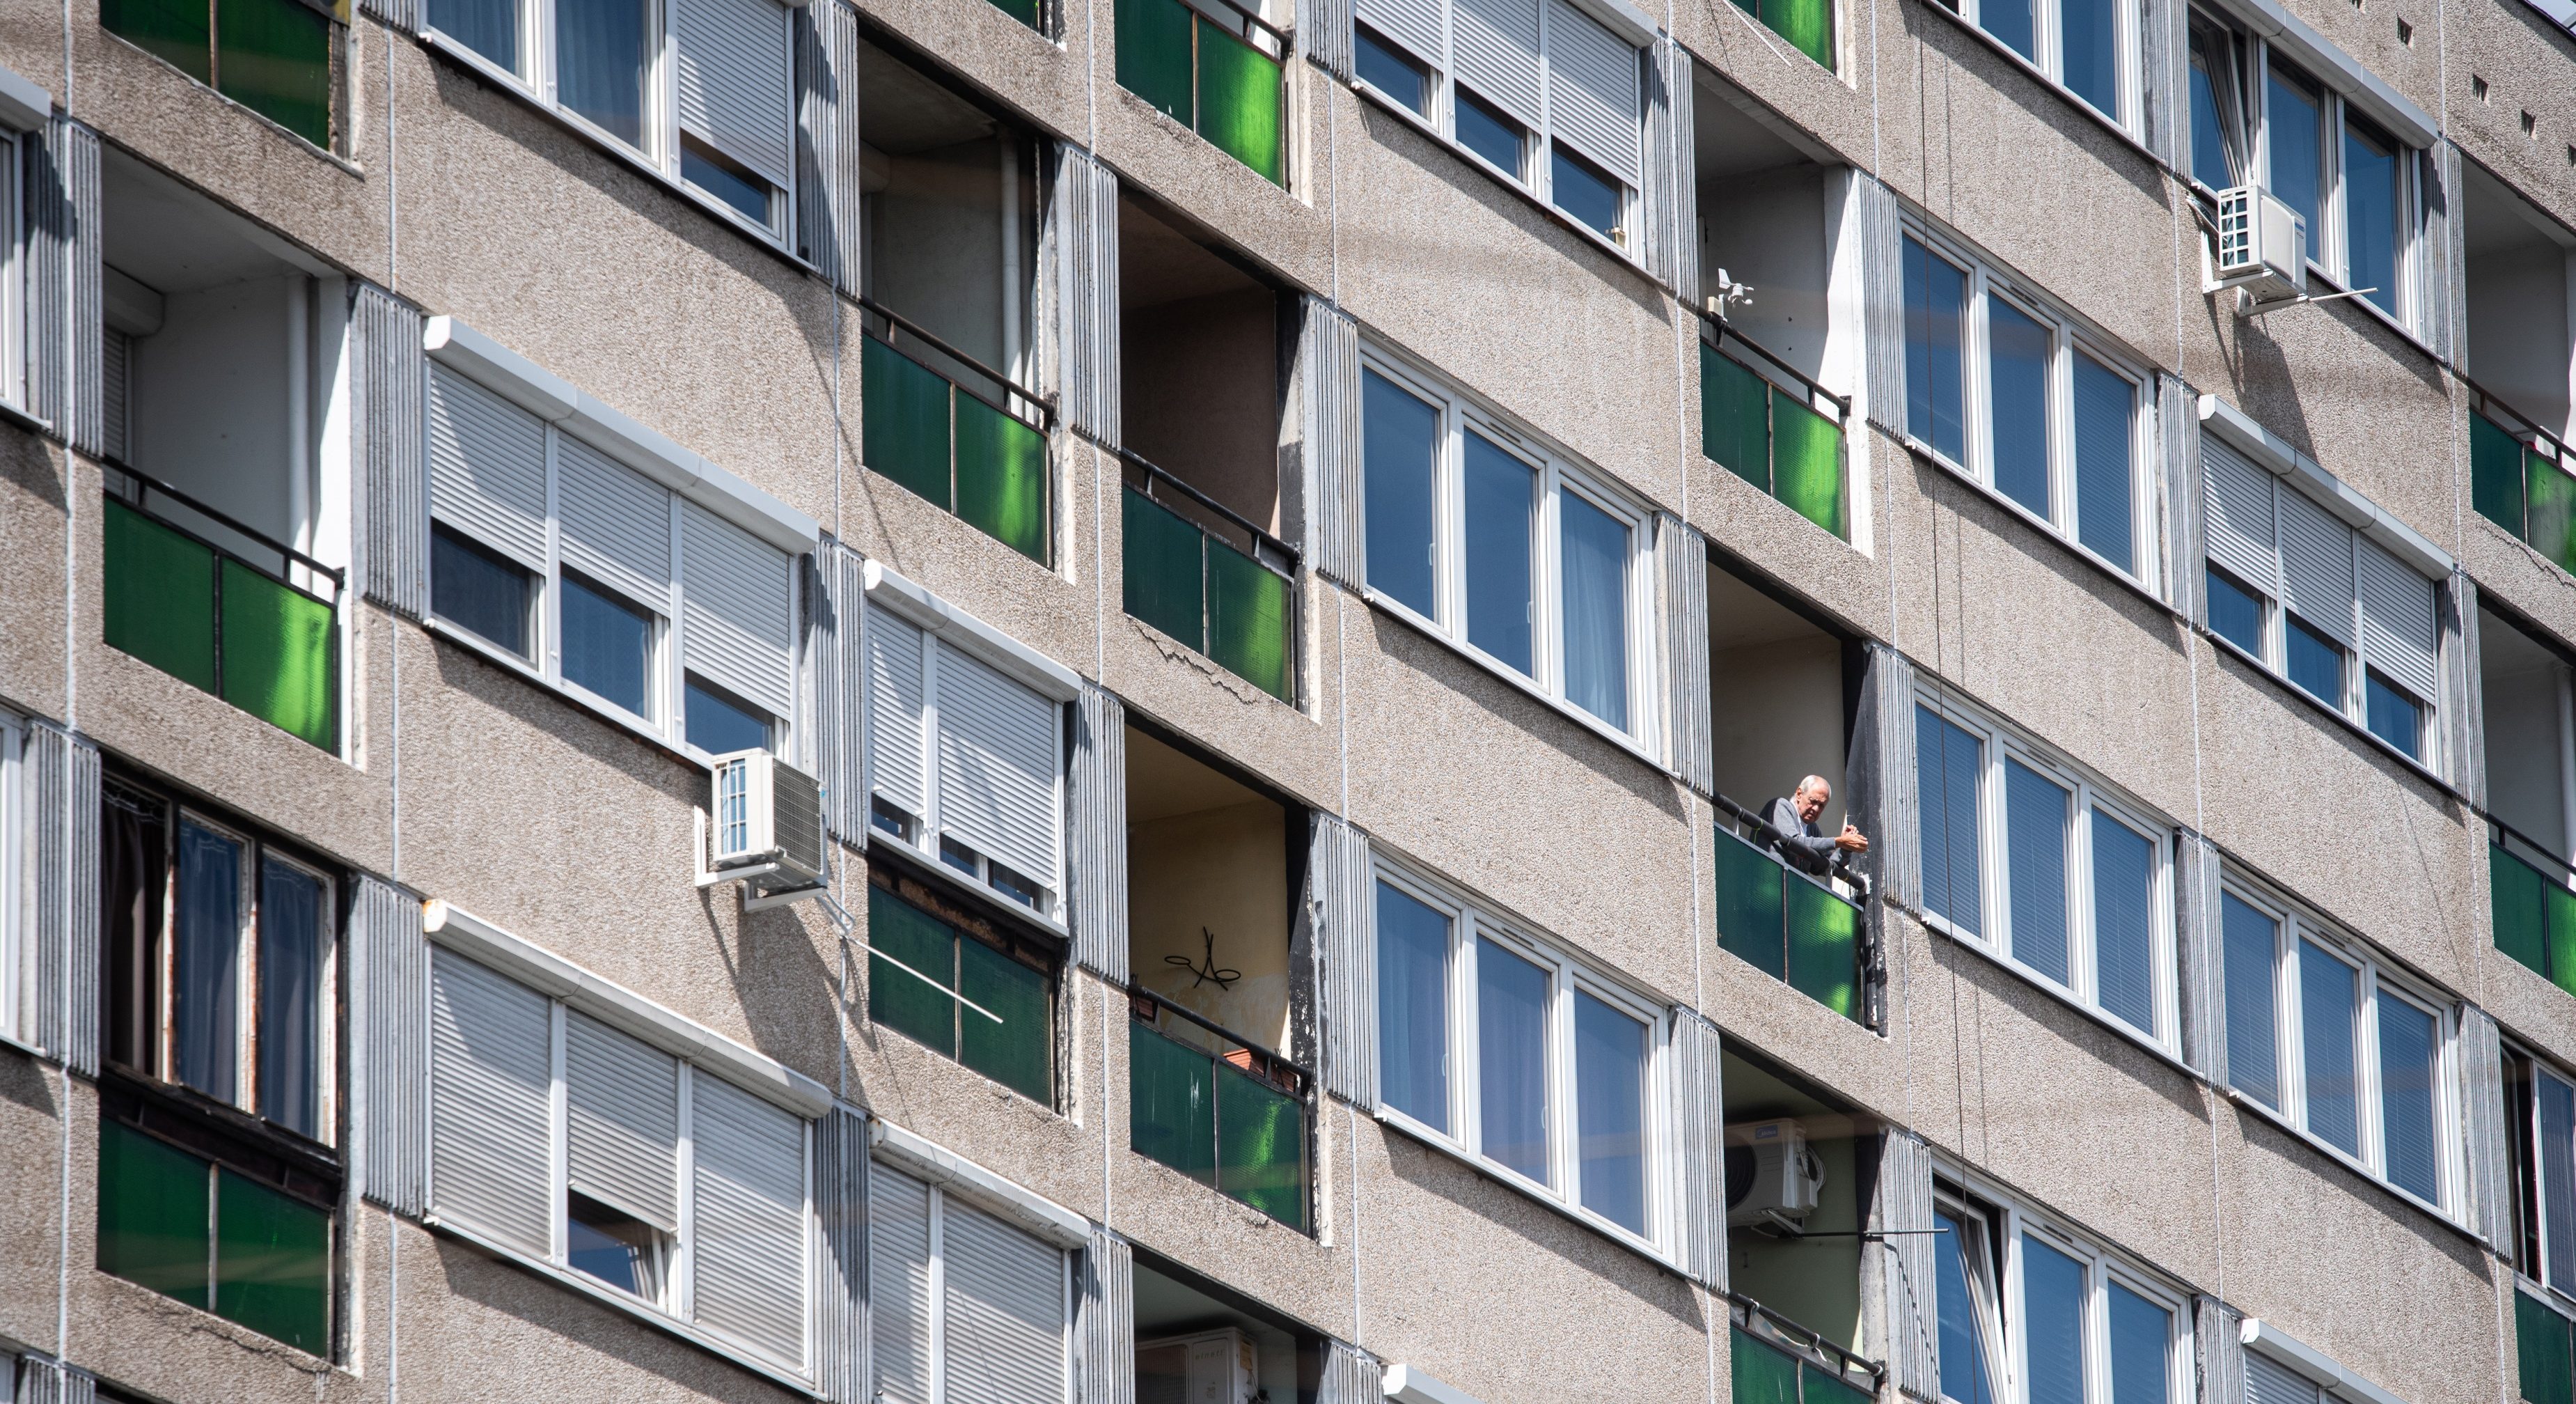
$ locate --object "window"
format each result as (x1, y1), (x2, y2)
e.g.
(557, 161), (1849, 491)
(427, 946), (812, 1371)
(2507, 1045), (2576, 1304)
(1933, 1185), (2190, 1404)
(102, 0), (336, 147)
(2199, 432), (2441, 765)
(1915, 696), (2178, 1049)
(1358, 359), (1652, 740)
(1348, 0), (1645, 248)
(1933, 1197), (2002, 1404)
(421, 0), (796, 239)
(866, 876), (1056, 1105)
(1903, 230), (2153, 586)
(1938, 0), (2132, 128)
(1372, 864), (1664, 1245)
(869, 1160), (1071, 1404)
(2219, 879), (2452, 1208)
(425, 359), (799, 760)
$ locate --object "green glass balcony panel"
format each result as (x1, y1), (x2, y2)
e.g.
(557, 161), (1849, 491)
(867, 884), (959, 1056)
(1123, 488), (1208, 648)
(1208, 542), (1291, 701)
(1116, 0), (1194, 124)
(214, 1169), (331, 1354)
(1129, 1020), (1218, 1185)
(985, 0), (1041, 27)
(955, 393), (1050, 564)
(1786, 871), (1860, 1019)
(1729, 1329), (1801, 1404)
(1214, 1060), (1305, 1229)
(1761, 0), (1833, 67)
(104, 497), (220, 694)
(2495, 842), (2552, 981)
(1701, 344), (1770, 492)
(863, 338), (954, 510)
(218, 0), (332, 146)
(1197, 22), (1284, 184)
(1713, 828), (1786, 981)
(103, 0), (213, 81)
(2549, 880), (2576, 1001)
(1803, 1368), (1874, 1404)
(1772, 389), (1845, 538)
(2534, 451), (2576, 576)
(219, 560), (337, 749)
(959, 935), (1053, 1103)
(2474, 413), (2529, 539)
(2523, 1290), (2576, 1404)
(97, 1120), (212, 1309)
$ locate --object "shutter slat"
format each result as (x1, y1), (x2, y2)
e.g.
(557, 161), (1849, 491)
(429, 950), (555, 1256)
(943, 1197), (1068, 1404)
(428, 365), (551, 570)
(1667, 1009), (1724, 1289)
(356, 875), (429, 1215)
(566, 1011), (681, 1231)
(558, 435), (674, 612)
(1452, 0), (1543, 125)
(1545, 0), (1640, 184)
(356, 285), (430, 618)
(690, 1072), (809, 1367)
(2243, 1350), (2321, 1404)
(812, 543), (870, 844)
(870, 1164), (936, 1404)
(867, 604), (930, 823)
(812, 1106), (871, 1404)
(1068, 684), (1129, 981)
(936, 647), (1060, 889)
(682, 500), (796, 722)
(1354, 0), (1441, 63)
(2356, 537), (2437, 701)
(2276, 486), (2354, 646)
(2201, 437), (2275, 598)
(677, 0), (796, 191)
(1312, 816), (1378, 1107)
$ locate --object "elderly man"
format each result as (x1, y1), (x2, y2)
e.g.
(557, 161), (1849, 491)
(1764, 775), (1868, 876)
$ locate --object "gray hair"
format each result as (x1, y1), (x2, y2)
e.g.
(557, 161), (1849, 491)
(1796, 774), (1831, 796)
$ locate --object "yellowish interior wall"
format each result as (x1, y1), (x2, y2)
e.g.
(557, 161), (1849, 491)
(1129, 800), (1291, 1050)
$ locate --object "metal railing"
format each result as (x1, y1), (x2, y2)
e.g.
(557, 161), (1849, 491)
(1727, 1294), (1883, 1404)
(1114, 0), (1288, 184)
(2466, 374), (2576, 575)
(1698, 310), (1851, 540)
(2488, 809), (2576, 997)
(1126, 985), (1312, 1232)
(858, 297), (1053, 566)
(1117, 447), (1298, 703)
(1711, 791), (1874, 1025)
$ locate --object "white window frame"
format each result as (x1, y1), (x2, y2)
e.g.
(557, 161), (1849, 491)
(1913, 689), (2183, 1056)
(0, 130), (22, 413)
(1901, 223), (2160, 595)
(1944, 0), (2139, 132)
(1938, 1178), (2197, 1404)
(2217, 873), (2460, 1217)
(1934, 1188), (2009, 1404)
(1356, 349), (1660, 754)
(0, 713), (21, 1049)
(2510, 1041), (2576, 1301)
(1369, 858), (1672, 1259)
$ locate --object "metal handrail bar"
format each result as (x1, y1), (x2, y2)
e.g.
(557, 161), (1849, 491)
(1727, 1292), (1886, 1389)
(1115, 447), (1300, 575)
(104, 461), (346, 592)
(1125, 983), (1312, 1093)
(1713, 790), (1869, 899)
(1694, 306), (1853, 421)
(2487, 809), (2576, 884)
(2460, 370), (2575, 469)
(856, 295), (1054, 430)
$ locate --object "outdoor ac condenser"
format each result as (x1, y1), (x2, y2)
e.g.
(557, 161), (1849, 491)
(1725, 1116), (1825, 1233)
(706, 751), (826, 887)
(2214, 185), (2307, 303)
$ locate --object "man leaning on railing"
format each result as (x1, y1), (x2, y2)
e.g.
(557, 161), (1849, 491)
(1764, 776), (1868, 878)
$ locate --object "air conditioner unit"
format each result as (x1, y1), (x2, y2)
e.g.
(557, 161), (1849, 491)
(2213, 185), (2306, 302)
(1137, 1327), (1258, 1404)
(705, 751), (826, 891)
(1725, 1117), (1825, 1233)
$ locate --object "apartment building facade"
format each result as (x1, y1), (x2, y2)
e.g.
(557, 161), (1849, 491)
(0, 0), (2570, 1393)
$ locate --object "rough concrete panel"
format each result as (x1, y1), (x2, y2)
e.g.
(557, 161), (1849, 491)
(2465, 515), (2576, 653)
(857, 0), (1094, 149)
(1675, 1), (1876, 176)
(1688, 442), (1893, 643)
(1092, 60), (1333, 298)
(0, 1048), (66, 1355)
(0, 428), (68, 724)
(2451, 3), (2576, 238)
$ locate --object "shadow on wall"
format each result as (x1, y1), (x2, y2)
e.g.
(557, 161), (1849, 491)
(1924, 921), (2210, 1129)
(1899, 2), (2165, 204)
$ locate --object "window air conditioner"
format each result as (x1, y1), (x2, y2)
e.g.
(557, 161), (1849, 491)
(706, 751), (826, 891)
(1136, 1327), (1259, 1404)
(2213, 185), (2305, 302)
(1725, 1117), (1825, 1233)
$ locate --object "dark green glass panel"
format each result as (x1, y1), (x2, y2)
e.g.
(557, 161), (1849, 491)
(1729, 1329), (1801, 1404)
(2548, 879), (2576, 1001)
(1214, 1060), (1305, 1229)
(2495, 842), (2551, 979)
(103, 0), (212, 82)
(1701, 345), (1770, 492)
(1713, 829), (1786, 981)
(1196, 21), (1283, 184)
(984, 0), (1040, 27)
(2531, 451), (2576, 575)
(955, 394), (1050, 563)
(1122, 488), (1207, 649)
(1764, 0), (1833, 68)
(1803, 1366), (1874, 1404)
(1786, 872), (1860, 1019)
(214, 1169), (330, 1353)
(2523, 1290), (2576, 1404)
(97, 1120), (212, 1308)
(1129, 1021), (1216, 1185)
(867, 885), (958, 1057)
(2474, 413), (2529, 539)
(863, 338), (954, 510)
(217, 0), (332, 147)
(219, 561), (337, 749)
(1116, 0), (1195, 123)
(959, 937), (1053, 1104)
(1207, 543), (1291, 701)
(1772, 389), (1846, 538)
(104, 498), (220, 694)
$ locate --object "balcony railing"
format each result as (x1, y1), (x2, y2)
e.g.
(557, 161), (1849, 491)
(2469, 378), (2576, 575)
(1726, 0), (1832, 68)
(102, 465), (340, 750)
(2490, 812), (2576, 997)
(1127, 987), (1310, 1231)
(1729, 1296), (1880, 1404)
(1120, 449), (1298, 702)
(1115, 0), (1287, 185)
(1700, 315), (1850, 541)
(860, 297), (1053, 566)
(1713, 793), (1870, 1024)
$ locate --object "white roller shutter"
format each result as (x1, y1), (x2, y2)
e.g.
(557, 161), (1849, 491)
(2243, 1351), (2323, 1404)
(557, 435), (674, 611)
(936, 647), (1062, 886)
(1356, 0), (1442, 62)
(1453, 0), (1543, 125)
(677, 0), (796, 191)
(428, 364), (550, 570)
(867, 603), (930, 823)
(681, 500), (796, 722)
(942, 1197), (1068, 1404)
(429, 950), (554, 1256)
(1546, 0), (1641, 184)
(565, 1011), (680, 1231)
(2357, 539), (2437, 702)
(2277, 488), (2355, 646)
(689, 1072), (809, 1367)
(2201, 437), (2275, 596)
(870, 1164), (936, 1404)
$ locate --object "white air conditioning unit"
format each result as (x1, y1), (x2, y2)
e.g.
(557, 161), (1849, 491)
(2213, 185), (2306, 303)
(1725, 1117), (1824, 1233)
(1137, 1327), (1258, 1404)
(705, 751), (826, 893)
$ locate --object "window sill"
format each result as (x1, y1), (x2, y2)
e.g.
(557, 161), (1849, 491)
(423, 1212), (822, 1398)
(2215, 1084), (2478, 1247)
(1910, 0), (2160, 174)
(1369, 1102), (1681, 1273)
(0, 396), (52, 441)
(1902, 437), (2176, 621)
(2197, 626), (2463, 804)
(1358, 586), (1672, 779)
(421, 614), (706, 771)
(1916, 907), (2196, 1082)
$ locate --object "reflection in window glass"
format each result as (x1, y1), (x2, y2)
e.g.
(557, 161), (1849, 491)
(1463, 433), (1537, 673)
(2284, 614), (2345, 708)
(1988, 301), (2053, 517)
(1918, 707), (1986, 937)
(176, 821), (244, 1103)
(2091, 812), (2156, 1034)
(1354, 24), (1430, 115)
(427, 0), (519, 71)
(2364, 671), (2422, 760)
(2265, 67), (2324, 245)
(562, 573), (653, 718)
(1454, 87), (1526, 180)
(2207, 566), (2265, 656)
(1560, 492), (1631, 731)
(1376, 881), (1453, 1130)
(2061, 0), (2119, 116)
(2020, 1237), (2087, 1404)
(2299, 940), (2360, 1155)
(2343, 119), (2401, 315)
(1573, 992), (1646, 1233)
(432, 523), (535, 659)
(2187, 17), (2245, 189)
(683, 136), (773, 227)
(684, 677), (768, 755)
(1477, 938), (1552, 1183)
(2004, 760), (2072, 985)
(567, 1191), (667, 1300)
(2221, 893), (2280, 1107)
(2378, 994), (2440, 1200)
(1552, 145), (1623, 241)
(256, 860), (325, 1139)
(2072, 354), (2135, 572)
(2107, 1284), (2173, 1404)
(1934, 1206), (1998, 1404)
(557, 0), (648, 146)
(1983, 0), (2035, 62)
(1362, 370), (1440, 616)
(1906, 238), (1970, 463)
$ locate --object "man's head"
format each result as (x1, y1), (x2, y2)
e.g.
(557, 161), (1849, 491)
(1792, 775), (1832, 824)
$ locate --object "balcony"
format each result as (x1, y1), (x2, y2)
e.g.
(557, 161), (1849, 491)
(2491, 816), (2576, 997)
(1128, 988), (1310, 1230)
(1713, 795), (1865, 1021)
(2471, 383), (2576, 575)
(1115, 0), (1287, 185)
(1122, 452), (1296, 701)
(862, 300), (1051, 565)
(1702, 318), (1850, 540)
(1726, 0), (1831, 68)
(1729, 1298), (1878, 1404)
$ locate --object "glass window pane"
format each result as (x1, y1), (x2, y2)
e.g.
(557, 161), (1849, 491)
(2020, 1237), (2087, 1404)
(682, 137), (775, 228)
(567, 1190), (666, 1300)
(256, 859), (325, 1139)
(1552, 144), (1624, 241)
(432, 524), (534, 658)
(1362, 368), (1440, 616)
(2221, 893), (2280, 1107)
(2343, 120), (2401, 316)
(2265, 67), (2324, 245)
(867, 884), (959, 1056)
(2208, 566), (2265, 656)
(2188, 19), (2245, 189)
(556, 0), (648, 146)
(958, 935), (1053, 1103)
(1477, 937), (1552, 1183)
(1918, 706), (1986, 936)
(2061, 0), (2119, 116)
(1989, 300), (2053, 518)
(104, 785), (168, 1073)
(1934, 1207), (1998, 1404)
(2073, 354), (2135, 572)
(2091, 811), (2157, 1034)
(563, 573), (654, 718)
(176, 820), (244, 1102)
(2284, 614), (2345, 708)
(685, 677), (769, 755)
(2298, 940), (2361, 1155)
(1560, 491), (1632, 730)
(2365, 672), (2422, 760)
(2004, 760), (2072, 983)
(1454, 86), (1527, 179)
(2543, 1072), (2576, 1292)
(1355, 24), (1429, 115)
(97, 1118), (212, 1306)
(212, 1169), (331, 1352)
(1906, 237), (1969, 462)
(2378, 994), (2440, 1201)
(2107, 1283), (2173, 1404)
(426, 0), (519, 71)
(1573, 992), (1647, 1233)
(1983, 0), (2034, 61)
(1463, 432), (1537, 673)
(1376, 881), (1452, 1130)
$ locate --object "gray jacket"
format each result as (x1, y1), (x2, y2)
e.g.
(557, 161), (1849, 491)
(1764, 797), (1839, 876)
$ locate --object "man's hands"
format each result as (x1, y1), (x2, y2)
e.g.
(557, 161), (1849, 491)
(1835, 823), (1870, 853)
